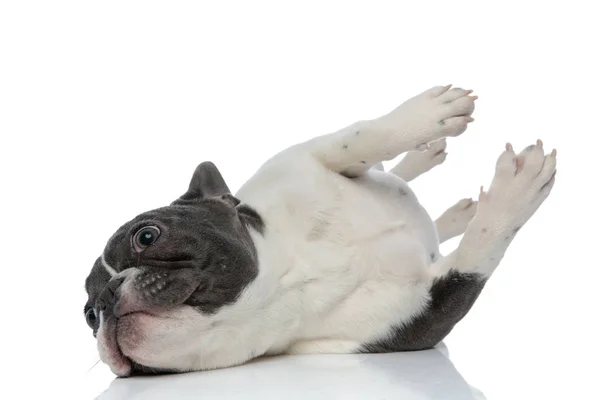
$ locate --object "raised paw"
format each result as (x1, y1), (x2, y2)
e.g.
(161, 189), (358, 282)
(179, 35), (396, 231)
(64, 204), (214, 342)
(435, 197), (478, 243)
(479, 140), (557, 229)
(429, 86), (477, 132)
(381, 84), (477, 151)
(414, 137), (448, 160)
(390, 138), (447, 181)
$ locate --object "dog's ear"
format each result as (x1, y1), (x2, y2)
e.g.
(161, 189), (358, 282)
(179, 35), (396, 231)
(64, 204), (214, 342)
(175, 162), (240, 207)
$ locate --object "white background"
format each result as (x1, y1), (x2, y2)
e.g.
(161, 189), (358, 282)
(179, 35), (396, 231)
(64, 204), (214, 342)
(1, 1), (598, 399)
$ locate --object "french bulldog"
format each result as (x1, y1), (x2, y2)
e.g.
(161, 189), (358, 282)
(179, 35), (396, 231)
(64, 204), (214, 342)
(84, 85), (557, 377)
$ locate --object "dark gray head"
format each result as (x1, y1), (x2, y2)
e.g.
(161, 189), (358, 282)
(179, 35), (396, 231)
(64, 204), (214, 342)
(83, 162), (264, 376)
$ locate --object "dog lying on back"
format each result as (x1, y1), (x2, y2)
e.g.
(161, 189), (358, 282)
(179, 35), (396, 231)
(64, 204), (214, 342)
(84, 85), (557, 377)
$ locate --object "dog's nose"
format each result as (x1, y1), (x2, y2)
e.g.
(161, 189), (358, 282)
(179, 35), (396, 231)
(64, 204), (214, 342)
(97, 277), (125, 315)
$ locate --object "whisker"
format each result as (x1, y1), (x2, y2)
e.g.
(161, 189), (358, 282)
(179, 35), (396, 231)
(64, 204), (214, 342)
(88, 358), (101, 372)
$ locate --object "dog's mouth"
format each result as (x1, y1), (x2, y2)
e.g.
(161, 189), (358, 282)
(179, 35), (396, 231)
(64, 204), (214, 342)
(98, 311), (182, 377)
(97, 315), (132, 377)
(94, 270), (202, 377)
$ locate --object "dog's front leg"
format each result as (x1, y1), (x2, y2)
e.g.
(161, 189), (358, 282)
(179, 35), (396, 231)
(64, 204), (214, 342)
(367, 141), (557, 352)
(389, 138), (448, 182)
(310, 85), (476, 176)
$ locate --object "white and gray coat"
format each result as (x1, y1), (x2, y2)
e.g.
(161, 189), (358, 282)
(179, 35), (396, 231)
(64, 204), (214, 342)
(83, 85), (557, 377)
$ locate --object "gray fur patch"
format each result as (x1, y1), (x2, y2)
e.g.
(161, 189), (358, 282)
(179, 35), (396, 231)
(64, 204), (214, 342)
(306, 219), (332, 241)
(84, 162), (265, 330)
(359, 269), (486, 352)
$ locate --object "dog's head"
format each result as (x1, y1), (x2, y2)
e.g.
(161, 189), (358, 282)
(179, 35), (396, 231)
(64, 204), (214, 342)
(83, 162), (264, 376)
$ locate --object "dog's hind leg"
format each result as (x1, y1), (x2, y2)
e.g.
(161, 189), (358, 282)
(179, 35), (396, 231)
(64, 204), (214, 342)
(362, 141), (557, 352)
(308, 85), (476, 177)
(389, 138), (448, 182)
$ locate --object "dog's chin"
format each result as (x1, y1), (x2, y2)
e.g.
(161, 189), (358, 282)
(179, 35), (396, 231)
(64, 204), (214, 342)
(114, 311), (185, 377)
(97, 316), (132, 377)
(98, 311), (176, 377)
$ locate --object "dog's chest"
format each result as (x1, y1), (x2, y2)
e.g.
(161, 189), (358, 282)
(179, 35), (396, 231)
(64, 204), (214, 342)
(234, 153), (439, 348)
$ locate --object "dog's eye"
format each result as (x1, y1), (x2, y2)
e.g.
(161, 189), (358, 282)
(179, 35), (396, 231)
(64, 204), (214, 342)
(85, 308), (98, 329)
(133, 226), (161, 252)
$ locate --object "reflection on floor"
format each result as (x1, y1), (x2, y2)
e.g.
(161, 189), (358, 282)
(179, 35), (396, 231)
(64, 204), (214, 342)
(94, 344), (485, 400)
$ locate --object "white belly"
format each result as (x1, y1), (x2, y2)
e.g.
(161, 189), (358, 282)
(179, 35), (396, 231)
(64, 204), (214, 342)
(235, 150), (439, 350)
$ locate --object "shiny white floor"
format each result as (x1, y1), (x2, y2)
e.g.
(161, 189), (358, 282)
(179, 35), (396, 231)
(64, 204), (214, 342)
(90, 344), (485, 400)
(76, 325), (596, 400)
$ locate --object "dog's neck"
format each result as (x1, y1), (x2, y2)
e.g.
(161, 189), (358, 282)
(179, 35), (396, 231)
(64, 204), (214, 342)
(175, 228), (306, 369)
